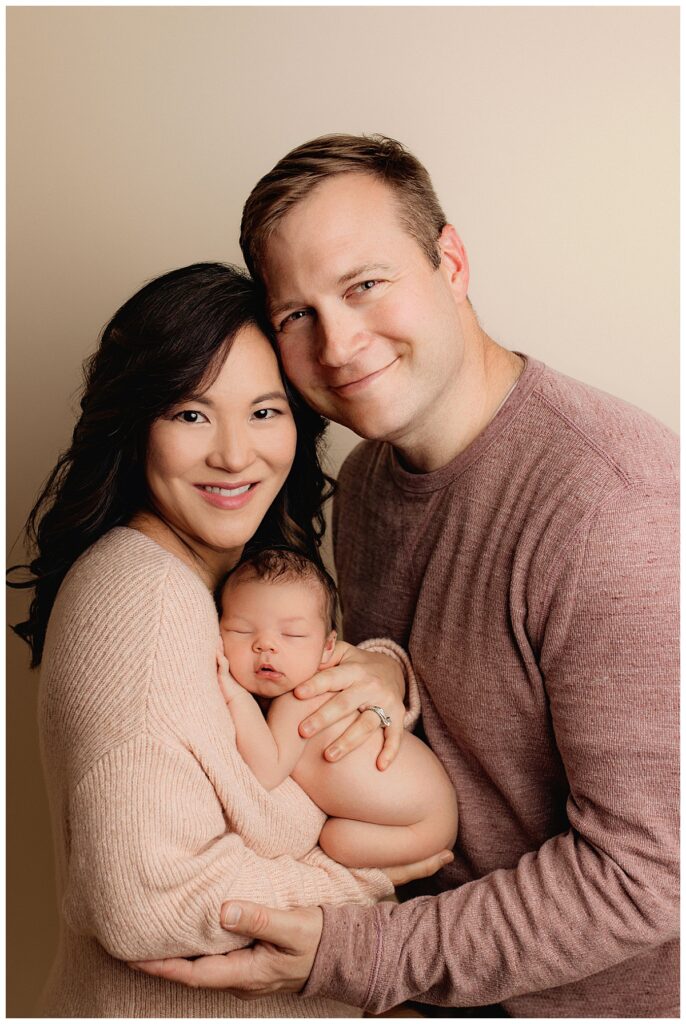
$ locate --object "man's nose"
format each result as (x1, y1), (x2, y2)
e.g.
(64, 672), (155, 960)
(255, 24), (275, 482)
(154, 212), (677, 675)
(207, 424), (254, 473)
(315, 308), (369, 369)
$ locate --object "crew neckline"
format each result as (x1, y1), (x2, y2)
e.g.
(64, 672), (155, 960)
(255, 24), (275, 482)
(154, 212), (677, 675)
(387, 354), (545, 493)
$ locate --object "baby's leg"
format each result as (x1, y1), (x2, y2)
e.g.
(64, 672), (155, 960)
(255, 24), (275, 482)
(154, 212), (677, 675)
(320, 809), (456, 869)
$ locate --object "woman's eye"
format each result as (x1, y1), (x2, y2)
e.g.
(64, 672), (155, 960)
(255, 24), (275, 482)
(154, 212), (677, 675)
(252, 407), (281, 421)
(173, 409), (208, 424)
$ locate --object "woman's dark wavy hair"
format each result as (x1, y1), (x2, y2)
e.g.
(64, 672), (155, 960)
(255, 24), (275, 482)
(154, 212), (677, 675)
(9, 262), (333, 667)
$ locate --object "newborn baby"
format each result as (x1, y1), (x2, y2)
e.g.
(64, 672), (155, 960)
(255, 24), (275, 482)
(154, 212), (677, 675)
(219, 548), (457, 868)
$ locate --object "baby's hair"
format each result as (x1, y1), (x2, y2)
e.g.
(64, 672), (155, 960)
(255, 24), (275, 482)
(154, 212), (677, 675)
(226, 548), (338, 630)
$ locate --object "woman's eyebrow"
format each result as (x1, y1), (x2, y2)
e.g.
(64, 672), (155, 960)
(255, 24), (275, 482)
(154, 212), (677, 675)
(176, 389), (288, 409)
(251, 390), (289, 405)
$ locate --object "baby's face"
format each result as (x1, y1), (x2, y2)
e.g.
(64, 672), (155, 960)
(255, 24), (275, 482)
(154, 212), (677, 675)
(220, 576), (336, 696)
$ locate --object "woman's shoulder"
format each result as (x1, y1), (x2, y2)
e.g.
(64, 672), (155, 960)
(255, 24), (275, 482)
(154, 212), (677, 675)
(45, 527), (217, 664)
(41, 528), (221, 778)
(63, 527), (211, 609)
(70, 526), (203, 585)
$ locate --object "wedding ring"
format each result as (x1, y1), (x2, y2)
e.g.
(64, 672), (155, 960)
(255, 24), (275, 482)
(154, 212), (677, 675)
(361, 704), (392, 728)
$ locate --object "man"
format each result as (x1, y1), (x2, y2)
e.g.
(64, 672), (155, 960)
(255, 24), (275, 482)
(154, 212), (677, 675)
(135, 135), (679, 1016)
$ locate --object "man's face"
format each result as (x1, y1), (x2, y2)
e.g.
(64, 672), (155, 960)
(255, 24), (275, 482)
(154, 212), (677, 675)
(262, 173), (469, 450)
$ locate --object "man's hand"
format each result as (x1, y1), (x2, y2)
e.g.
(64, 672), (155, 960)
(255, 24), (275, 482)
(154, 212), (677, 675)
(293, 641), (406, 770)
(130, 902), (323, 997)
(129, 850), (452, 994)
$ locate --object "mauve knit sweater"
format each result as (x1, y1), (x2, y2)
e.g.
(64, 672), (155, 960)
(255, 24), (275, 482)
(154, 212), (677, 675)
(37, 527), (395, 1018)
(303, 356), (680, 1017)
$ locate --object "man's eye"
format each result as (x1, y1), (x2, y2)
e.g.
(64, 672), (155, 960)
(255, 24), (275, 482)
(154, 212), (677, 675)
(278, 309), (311, 332)
(353, 280), (380, 294)
(173, 409), (209, 424)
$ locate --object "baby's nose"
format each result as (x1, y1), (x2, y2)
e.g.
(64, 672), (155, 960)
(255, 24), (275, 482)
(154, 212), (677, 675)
(254, 635), (277, 653)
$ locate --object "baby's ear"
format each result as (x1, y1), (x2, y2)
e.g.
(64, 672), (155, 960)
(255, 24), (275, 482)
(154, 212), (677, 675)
(321, 630), (338, 662)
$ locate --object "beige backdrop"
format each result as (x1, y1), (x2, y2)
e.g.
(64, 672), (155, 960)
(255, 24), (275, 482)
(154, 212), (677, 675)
(6, 6), (678, 1016)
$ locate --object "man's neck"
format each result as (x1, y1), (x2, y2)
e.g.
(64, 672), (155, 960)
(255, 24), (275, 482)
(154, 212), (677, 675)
(394, 308), (524, 474)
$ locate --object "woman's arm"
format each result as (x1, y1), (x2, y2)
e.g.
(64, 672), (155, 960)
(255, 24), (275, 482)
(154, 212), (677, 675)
(64, 733), (393, 963)
(53, 549), (393, 965)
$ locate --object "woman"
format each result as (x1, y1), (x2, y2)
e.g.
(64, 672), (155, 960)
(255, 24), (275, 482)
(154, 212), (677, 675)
(10, 263), (418, 1018)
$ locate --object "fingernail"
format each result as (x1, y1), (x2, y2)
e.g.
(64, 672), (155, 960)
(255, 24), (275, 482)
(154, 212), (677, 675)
(326, 746), (341, 761)
(300, 721), (314, 737)
(297, 685), (312, 698)
(440, 852), (454, 865)
(222, 904), (241, 928)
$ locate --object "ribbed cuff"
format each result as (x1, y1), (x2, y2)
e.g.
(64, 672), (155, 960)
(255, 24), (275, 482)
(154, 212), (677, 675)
(358, 637), (421, 729)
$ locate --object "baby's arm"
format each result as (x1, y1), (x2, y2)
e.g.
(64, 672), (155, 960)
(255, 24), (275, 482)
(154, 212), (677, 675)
(218, 652), (316, 790)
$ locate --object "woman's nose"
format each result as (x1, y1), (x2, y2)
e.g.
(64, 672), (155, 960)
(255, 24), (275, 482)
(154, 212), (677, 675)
(207, 425), (254, 473)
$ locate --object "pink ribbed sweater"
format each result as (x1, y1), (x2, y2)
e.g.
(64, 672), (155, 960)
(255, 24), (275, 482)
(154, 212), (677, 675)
(37, 527), (393, 1018)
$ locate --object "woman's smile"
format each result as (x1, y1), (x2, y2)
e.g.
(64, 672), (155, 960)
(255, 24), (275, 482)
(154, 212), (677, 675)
(195, 481), (259, 510)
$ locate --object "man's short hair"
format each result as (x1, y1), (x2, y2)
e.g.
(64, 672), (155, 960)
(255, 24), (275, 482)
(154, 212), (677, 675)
(225, 547), (338, 631)
(240, 133), (448, 285)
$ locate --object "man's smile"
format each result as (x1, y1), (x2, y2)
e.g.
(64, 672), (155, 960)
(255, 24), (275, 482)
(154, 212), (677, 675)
(328, 357), (400, 397)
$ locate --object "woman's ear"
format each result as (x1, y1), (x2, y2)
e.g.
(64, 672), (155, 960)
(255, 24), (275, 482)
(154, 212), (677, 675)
(321, 630), (338, 662)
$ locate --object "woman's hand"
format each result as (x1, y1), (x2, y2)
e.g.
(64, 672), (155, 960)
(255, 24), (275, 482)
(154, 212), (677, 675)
(293, 641), (406, 771)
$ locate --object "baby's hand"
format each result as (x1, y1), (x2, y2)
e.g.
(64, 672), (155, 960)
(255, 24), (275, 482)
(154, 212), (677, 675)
(216, 642), (243, 705)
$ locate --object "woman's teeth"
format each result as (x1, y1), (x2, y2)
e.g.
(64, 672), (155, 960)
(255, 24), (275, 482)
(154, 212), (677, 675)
(202, 484), (251, 496)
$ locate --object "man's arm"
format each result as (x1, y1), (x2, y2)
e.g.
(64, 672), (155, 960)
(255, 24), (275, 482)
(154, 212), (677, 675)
(134, 480), (678, 1010)
(300, 480), (679, 1011)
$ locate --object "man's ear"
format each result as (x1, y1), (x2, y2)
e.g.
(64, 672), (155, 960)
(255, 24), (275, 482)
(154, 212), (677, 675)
(321, 630), (338, 663)
(437, 224), (470, 302)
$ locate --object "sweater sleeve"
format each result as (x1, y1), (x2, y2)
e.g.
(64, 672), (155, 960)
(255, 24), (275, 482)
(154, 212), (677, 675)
(64, 735), (392, 962)
(302, 481), (679, 1011)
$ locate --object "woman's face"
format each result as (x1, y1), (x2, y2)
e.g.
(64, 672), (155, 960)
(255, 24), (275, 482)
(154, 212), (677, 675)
(146, 326), (297, 577)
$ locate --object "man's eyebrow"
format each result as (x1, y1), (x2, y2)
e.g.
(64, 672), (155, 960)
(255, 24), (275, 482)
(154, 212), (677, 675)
(268, 263), (393, 319)
(269, 298), (303, 320)
(336, 263), (393, 286)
